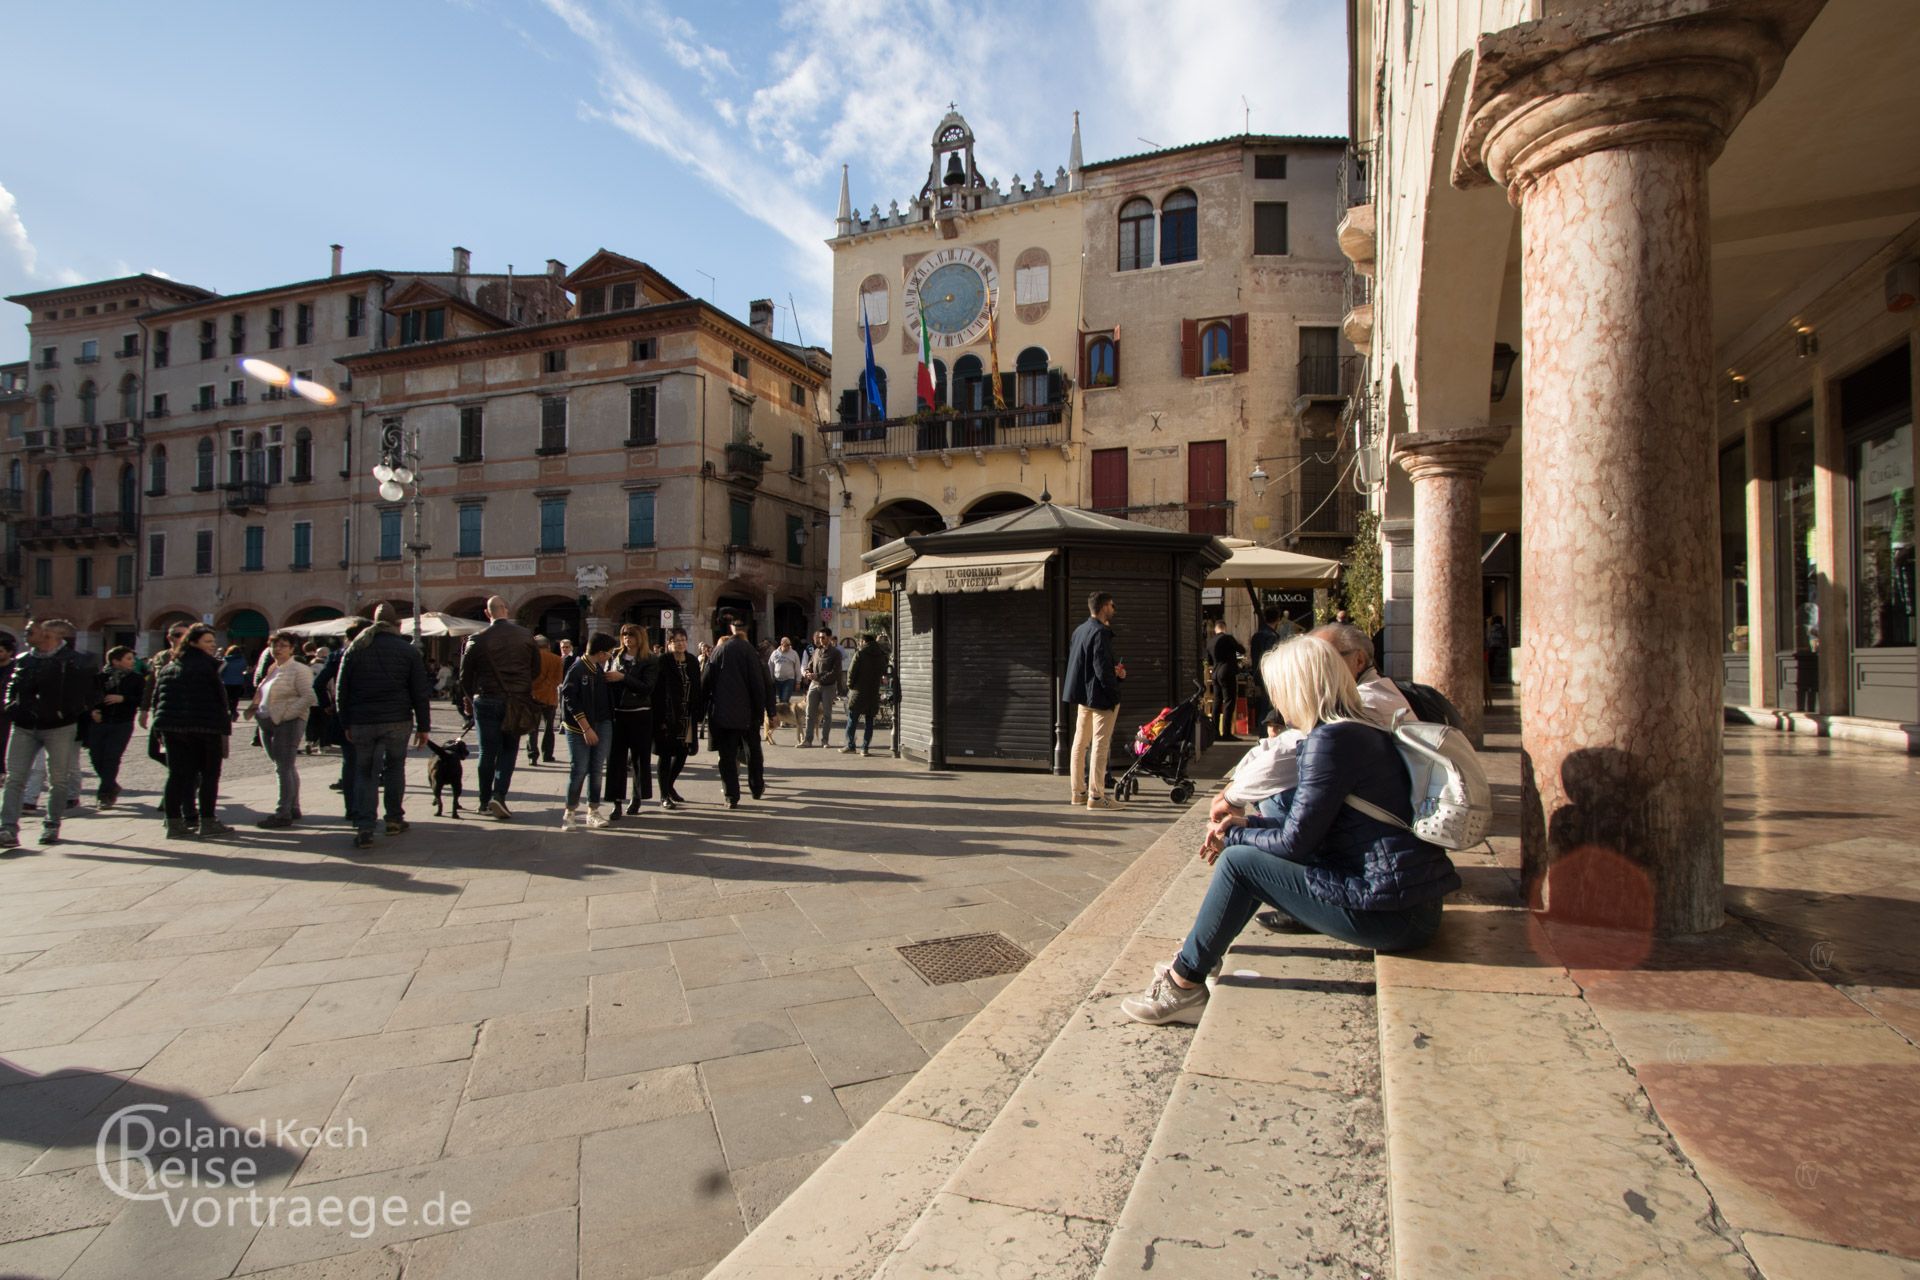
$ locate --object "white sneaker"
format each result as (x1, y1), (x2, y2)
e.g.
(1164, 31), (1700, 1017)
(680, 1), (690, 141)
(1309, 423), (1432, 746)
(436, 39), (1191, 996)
(584, 805), (610, 829)
(561, 808), (583, 831)
(1087, 795), (1123, 810)
(1120, 968), (1209, 1025)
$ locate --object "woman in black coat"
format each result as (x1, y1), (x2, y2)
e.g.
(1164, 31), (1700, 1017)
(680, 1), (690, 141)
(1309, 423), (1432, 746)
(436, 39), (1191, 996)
(651, 627), (702, 809)
(150, 623), (234, 838)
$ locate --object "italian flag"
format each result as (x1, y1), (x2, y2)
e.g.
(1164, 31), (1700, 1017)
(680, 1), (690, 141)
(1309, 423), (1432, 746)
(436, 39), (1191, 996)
(916, 303), (937, 409)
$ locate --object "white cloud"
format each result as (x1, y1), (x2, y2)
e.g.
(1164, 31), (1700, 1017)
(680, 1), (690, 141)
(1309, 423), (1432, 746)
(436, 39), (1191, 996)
(0, 180), (42, 277)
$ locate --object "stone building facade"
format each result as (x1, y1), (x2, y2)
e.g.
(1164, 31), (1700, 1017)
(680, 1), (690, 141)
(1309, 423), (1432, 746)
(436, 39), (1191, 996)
(824, 110), (1354, 634)
(1344, 0), (1917, 932)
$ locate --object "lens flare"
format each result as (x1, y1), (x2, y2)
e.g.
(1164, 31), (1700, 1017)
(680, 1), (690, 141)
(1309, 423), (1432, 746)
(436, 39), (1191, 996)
(237, 358), (291, 387)
(291, 379), (338, 406)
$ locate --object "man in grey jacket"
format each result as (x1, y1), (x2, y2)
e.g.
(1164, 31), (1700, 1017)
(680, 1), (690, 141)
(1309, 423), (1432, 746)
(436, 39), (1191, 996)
(799, 628), (844, 748)
(337, 605), (431, 851)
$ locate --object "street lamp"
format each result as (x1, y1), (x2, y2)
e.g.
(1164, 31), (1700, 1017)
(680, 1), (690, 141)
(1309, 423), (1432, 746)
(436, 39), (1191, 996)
(374, 420), (426, 646)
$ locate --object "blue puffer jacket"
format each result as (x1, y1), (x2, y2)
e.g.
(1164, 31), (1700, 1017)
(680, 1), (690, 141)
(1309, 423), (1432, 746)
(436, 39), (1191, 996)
(1236, 720), (1460, 912)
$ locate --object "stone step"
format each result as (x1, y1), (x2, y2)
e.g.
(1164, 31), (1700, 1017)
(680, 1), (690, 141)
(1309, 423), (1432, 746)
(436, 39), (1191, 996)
(705, 800), (1214, 1279)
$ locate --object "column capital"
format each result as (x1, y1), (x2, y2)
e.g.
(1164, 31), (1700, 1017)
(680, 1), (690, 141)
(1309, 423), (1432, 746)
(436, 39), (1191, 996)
(1393, 426), (1511, 483)
(1452, 1), (1818, 204)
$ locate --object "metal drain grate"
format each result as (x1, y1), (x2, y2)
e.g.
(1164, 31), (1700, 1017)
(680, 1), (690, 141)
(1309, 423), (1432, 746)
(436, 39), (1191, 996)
(897, 933), (1033, 986)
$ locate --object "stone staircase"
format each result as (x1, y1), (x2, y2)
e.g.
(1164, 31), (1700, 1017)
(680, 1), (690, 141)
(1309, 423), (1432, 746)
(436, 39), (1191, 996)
(706, 801), (1393, 1279)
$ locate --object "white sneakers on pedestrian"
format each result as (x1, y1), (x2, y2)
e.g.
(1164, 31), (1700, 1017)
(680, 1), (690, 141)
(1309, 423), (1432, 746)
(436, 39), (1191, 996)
(585, 805), (610, 829)
(1087, 795), (1123, 811)
(561, 808), (584, 831)
(1119, 965), (1209, 1025)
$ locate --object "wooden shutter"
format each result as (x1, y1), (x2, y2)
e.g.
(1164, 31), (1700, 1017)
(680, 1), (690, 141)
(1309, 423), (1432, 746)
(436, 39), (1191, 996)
(1091, 447), (1128, 510)
(837, 389), (858, 423)
(1077, 334), (1089, 386)
(1230, 313), (1250, 374)
(1112, 336), (1122, 385)
(1180, 319), (1200, 378)
(1000, 372), (1017, 408)
(1047, 370), (1064, 404)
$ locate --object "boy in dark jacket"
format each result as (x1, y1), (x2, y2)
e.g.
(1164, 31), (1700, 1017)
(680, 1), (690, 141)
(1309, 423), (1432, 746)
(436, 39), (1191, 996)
(0, 619), (103, 849)
(89, 646), (145, 808)
(336, 607), (431, 851)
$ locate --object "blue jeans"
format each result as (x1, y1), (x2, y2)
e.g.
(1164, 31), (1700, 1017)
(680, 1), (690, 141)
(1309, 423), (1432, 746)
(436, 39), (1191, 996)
(773, 678), (796, 703)
(566, 719), (612, 807)
(1, 723), (76, 835)
(348, 720), (412, 834)
(843, 709), (874, 750)
(1173, 845), (1443, 982)
(471, 696), (520, 808)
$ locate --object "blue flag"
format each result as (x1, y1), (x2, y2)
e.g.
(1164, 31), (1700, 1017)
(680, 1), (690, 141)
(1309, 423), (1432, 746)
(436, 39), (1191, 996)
(861, 296), (885, 420)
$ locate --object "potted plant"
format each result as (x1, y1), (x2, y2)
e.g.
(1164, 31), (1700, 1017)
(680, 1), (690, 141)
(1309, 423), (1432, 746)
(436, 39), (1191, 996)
(1207, 358), (1234, 375)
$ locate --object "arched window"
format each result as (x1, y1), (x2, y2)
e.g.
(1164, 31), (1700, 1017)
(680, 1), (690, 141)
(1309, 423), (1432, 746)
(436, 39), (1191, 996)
(953, 355), (986, 411)
(246, 431), (266, 484)
(196, 437), (215, 490)
(37, 469), (53, 517)
(1117, 197), (1155, 271)
(1200, 321), (1233, 373)
(1160, 190), (1198, 265)
(119, 374), (138, 421)
(1015, 346), (1050, 408)
(149, 445), (167, 496)
(1086, 336), (1117, 387)
(76, 467), (94, 516)
(293, 428), (313, 482)
(119, 464), (136, 514)
(78, 380), (98, 427)
(39, 385), (55, 429)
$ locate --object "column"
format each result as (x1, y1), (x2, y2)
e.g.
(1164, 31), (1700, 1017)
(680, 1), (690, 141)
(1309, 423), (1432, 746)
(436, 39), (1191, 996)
(1393, 426), (1510, 745)
(1744, 414), (1776, 709)
(1457, 5), (1811, 935)
(1811, 380), (1850, 714)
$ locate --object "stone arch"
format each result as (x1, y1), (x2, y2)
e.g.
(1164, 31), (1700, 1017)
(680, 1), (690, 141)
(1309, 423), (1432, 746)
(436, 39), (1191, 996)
(515, 593), (580, 645)
(283, 602), (347, 627)
(868, 497), (945, 548)
(603, 587), (682, 646)
(439, 594), (490, 622)
(147, 606), (199, 635)
(960, 490), (1036, 523)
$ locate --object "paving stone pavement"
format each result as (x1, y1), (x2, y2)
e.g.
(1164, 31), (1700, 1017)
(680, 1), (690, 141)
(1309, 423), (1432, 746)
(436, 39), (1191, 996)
(0, 708), (1182, 1280)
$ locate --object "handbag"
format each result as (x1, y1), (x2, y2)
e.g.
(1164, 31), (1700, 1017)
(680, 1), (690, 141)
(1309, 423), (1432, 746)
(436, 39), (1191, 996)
(478, 637), (543, 736)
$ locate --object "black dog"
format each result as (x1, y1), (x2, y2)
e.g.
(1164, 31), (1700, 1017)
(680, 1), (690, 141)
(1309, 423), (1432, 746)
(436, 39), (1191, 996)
(425, 738), (470, 817)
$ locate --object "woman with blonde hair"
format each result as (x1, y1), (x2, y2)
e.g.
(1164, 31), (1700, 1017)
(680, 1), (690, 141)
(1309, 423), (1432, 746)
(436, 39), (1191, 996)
(1122, 635), (1461, 1025)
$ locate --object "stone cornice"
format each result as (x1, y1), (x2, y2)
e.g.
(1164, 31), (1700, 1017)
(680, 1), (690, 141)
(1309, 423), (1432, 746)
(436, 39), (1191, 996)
(1453, 0), (1821, 203)
(1393, 425), (1511, 481)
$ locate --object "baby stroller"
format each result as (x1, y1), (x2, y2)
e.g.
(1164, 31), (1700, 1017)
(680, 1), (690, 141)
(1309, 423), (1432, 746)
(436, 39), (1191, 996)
(1112, 692), (1201, 805)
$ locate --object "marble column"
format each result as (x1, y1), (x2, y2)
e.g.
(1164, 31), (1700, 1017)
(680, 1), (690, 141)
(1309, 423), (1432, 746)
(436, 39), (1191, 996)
(1456, 4), (1815, 935)
(1393, 427), (1510, 745)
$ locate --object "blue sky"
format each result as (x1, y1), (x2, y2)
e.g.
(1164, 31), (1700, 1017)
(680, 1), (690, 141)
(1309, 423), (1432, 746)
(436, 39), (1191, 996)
(0, 0), (1347, 364)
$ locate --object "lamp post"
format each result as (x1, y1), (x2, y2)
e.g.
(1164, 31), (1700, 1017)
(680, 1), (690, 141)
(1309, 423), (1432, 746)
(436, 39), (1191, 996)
(373, 421), (425, 647)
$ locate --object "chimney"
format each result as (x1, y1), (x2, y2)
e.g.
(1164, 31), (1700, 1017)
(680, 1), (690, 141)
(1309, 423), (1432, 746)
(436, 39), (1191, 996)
(546, 258), (566, 281)
(749, 299), (775, 337)
(330, 244), (343, 277)
(452, 246), (471, 275)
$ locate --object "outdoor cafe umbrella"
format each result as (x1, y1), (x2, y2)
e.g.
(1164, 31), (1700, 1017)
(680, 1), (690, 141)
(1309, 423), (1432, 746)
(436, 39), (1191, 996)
(396, 612), (488, 639)
(1205, 540), (1343, 613)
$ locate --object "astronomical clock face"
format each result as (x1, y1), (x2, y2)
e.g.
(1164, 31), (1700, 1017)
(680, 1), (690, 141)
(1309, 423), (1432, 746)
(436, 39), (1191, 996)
(904, 246), (998, 348)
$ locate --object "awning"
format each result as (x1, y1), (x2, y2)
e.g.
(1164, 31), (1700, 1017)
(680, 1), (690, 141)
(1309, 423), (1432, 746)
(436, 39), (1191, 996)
(842, 570), (882, 607)
(906, 548), (1056, 595)
(1204, 544), (1341, 589)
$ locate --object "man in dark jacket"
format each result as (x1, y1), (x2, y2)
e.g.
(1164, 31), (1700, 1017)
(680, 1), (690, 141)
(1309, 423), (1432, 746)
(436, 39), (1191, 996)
(336, 606), (431, 851)
(704, 614), (771, 808)
(1246, 606), (1282, 727)
(799, 628), (844, 747)
(1207, 619), (1246, 741)
(0, 619), (102, 849)
(89, 646), (145, 808)
(840, 634), (888, 757)
(1062, 592), (1126, 811)
(458, 595), (542, 820)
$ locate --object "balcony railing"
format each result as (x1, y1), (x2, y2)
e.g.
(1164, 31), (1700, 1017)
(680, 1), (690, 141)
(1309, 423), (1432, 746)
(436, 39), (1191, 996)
(118, 343), (140, 359)
(74, 353), (99, 365)
(63, 425), (100, 451)
(224, 480), (269, 512)
(723, 441), (770, 485)
(16, 512), (138, 544)
(22, 430), (52, 452)
(223, 393), (247, 406)
(104, 421), (138, 449)
(0, 488), (22, 516)
(1339, 141), (1373, 208)
(1291, 483), (1362, 538)
(820, 402), (1069, 459)
(1296, 355), (1352, 399)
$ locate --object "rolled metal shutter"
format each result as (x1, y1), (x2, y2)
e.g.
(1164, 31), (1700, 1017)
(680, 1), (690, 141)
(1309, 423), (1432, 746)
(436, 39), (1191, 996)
(939, 590), (1054, 765)
(897, 591), (936, 762)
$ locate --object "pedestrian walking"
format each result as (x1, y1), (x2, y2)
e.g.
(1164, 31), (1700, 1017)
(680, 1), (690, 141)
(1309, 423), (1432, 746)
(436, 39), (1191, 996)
(0, 634), (18, 786)
(459, 595), (542, 821)
(704, 614), (771, 808)
(88, 645), (145, 809)
(0, 620), (102, 849)
(219, 645), (254, 722)
(768, 636), (801, 704)
(799, 627), (844, 747)
(336, 605), (432, 852)
(527, 635), (563, 766)
(1247, 606), (1282, 728)
(841, 633), (887, 756)
(652, 627), (701, 809)
(149, 623), (233, 839)
(1208, 619), (1246, 741)
(561, 632), (617, 830)
(305, 643), (335, 752)
(1063, 592), (1127, 810)
(252, 631), (317, 828)
(604, 624), (659, 819)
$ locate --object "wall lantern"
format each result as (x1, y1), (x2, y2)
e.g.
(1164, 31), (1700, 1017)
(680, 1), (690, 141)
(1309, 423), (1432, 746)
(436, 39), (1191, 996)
(1490, 343), (1520, 402)
(1731, 374), (1750, 404)
(1796, 325), (1818, 358)
(1248, 462), (1271, 499)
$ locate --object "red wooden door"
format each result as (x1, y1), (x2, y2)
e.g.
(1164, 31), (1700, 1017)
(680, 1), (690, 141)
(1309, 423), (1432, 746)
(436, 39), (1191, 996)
(1091, 447), (1128, 512)
(1188, 440), (1227, 534)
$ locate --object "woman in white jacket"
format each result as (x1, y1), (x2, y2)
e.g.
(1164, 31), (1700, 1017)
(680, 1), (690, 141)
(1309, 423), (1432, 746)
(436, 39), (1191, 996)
(254, 631), (318, 829)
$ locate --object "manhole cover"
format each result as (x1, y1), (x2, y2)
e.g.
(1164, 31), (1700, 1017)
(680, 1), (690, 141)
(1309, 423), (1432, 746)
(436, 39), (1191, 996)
(897, 933), (1033, 986)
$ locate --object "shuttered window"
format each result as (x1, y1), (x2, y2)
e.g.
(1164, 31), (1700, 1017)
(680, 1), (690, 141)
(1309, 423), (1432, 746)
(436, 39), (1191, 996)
(1091, 448), (1128, 512)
